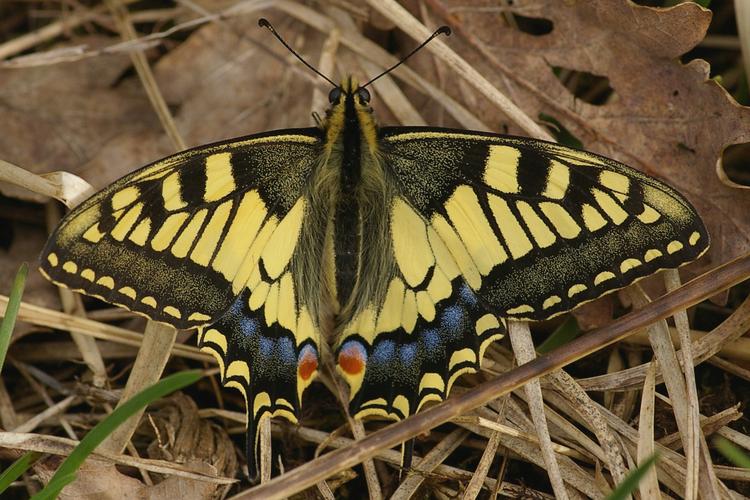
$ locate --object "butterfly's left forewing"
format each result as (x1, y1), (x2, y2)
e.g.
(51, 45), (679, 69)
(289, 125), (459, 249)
(380, 128), (709, 320)
(40, 129), (325, 470)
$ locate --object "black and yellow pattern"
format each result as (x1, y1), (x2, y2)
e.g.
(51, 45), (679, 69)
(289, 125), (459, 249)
(40, 76), (708, 470)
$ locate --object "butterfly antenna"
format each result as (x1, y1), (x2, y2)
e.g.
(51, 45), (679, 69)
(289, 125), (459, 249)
(259, 18), (338, 88)
(362, 25), (451, 88)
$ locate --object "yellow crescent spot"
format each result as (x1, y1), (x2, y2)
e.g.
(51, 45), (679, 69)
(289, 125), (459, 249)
(542, 295), (562, 310)
(667, 241), (684, 254)
(47, 253), (59, 267)
(163, 306), (182, 319)
(594, 271), (615, 285)
(644, 249), (662, 262)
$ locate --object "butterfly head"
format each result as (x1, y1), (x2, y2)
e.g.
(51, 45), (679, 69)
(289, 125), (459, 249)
(328, 77), (371, 108)
(322, 77), (379, 153)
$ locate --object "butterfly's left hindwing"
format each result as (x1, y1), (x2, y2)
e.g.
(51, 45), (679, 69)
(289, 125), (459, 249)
(337, 276), (503, 421)
(40, 129), (324, 471)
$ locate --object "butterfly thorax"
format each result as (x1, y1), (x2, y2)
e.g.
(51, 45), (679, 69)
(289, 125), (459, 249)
(297, 77), (396, 338)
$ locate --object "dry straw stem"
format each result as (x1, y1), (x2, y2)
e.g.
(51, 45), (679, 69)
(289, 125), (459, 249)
(624, 327), (750, 364)
(269, 423), (541, 498)
(452, 415), (581, 458)
(637, 364), (660, 498)
(0, 160), (94, 209)
(658, 406), (742, 451)
(365, 0), (553, 140)
(579, 291), (750, 392)
(735, 0), (750, 88)
(665, 269), (704, 499)
(507, 321), (569, 499)
(0, 296), (210, 363)
(348, 416), (382, 499)
(457, 410), (505, 500)
(547, 370), (629, 486)
(391, 428), (469, 499)
(0, 0), (140, 60)
(628, 285), (722, 499)
(0, 432), (234, 484)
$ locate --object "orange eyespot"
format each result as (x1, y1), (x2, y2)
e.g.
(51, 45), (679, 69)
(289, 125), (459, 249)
(338, 341), (367, 375)
(298, 345), (319, 381)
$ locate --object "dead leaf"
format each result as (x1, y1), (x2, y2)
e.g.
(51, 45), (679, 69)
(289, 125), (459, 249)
(35, 459), (145, 500)
(152, 17), (323, 144)
(433, 0), (750, 272)
(142, 393), (238, 498)
(0, 36), (162, 201)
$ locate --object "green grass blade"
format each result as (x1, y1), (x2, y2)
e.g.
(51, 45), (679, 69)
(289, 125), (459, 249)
(0, 451), (42, 494)
(606, 453), (659, 500)
(538, 112), (584, 149)
(537, 316), (581, 354)
(0, 263), (28, 374)
(32, 369), (202, 500)
(714, 436), (750, 468)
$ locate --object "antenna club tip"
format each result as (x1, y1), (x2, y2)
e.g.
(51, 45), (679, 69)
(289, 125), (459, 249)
(438, 26), (451, 36)
(258, 18), (271, 29)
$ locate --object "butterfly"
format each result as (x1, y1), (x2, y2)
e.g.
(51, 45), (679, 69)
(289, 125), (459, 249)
(39, 20), (708, 474)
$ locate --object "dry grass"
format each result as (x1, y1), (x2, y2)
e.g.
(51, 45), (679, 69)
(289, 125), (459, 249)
(1, 0), (750, 498)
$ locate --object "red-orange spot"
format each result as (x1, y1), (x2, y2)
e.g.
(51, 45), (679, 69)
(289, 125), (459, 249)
(298, 348), (318, 381)
(338, 343), (366, 375)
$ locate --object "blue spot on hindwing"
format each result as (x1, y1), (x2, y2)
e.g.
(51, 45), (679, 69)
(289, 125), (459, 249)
(371, 340), (396, 364)
(259, 336), (273, 358)
(422, 328), (440, 351)
(277, 336), (295, 361)
(239, 317), (260, 338)
(459, 284), (478, 307)
(399, 343), (417, 364)
(440, 305), (464, 336)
